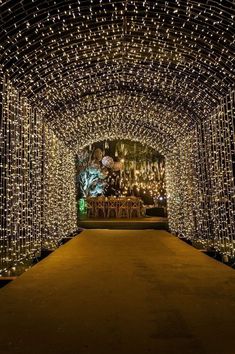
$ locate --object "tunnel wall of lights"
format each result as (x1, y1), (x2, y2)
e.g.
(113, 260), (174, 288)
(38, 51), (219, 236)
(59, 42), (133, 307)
(43, 124), (77, 250)
(166, 131), (197, 242)
(166, 92), (235, 257)
(0, 73), (77, 274)
(0, 72), (43, 273)
(194, 92), (235, 256)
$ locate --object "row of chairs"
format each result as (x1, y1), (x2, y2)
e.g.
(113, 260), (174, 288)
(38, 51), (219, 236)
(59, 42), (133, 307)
(86, 197), (143, 218)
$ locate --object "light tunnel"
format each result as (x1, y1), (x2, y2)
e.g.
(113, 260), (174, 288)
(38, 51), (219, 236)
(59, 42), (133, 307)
(0, 0), (234, 274)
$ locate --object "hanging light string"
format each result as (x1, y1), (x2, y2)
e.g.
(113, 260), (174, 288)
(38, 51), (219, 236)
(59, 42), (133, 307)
(43, 124), (77, 250)
(166, 91), (235, 258)
(0, 1), (234, 150)
(0, 74), (43, 274)
(0, 73), (77, 275)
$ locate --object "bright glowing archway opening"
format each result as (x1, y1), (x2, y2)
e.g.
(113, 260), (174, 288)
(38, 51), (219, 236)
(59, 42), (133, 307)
(76, 139), (167, 219)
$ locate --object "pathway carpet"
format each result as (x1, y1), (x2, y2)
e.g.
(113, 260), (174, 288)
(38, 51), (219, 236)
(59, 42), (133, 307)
(0, 229), (235, 354)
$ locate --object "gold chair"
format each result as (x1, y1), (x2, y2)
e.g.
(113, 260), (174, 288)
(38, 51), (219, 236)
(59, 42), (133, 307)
(118, 198), (130, 218)
(107, 197), (118, 218)
(86, 198), (94, 218)
(129, 197), (141, 218)
(95, 196), (106, 218)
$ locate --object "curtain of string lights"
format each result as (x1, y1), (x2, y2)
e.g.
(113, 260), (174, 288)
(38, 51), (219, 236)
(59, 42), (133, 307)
(43, 125), (77, 250)
(194, 92), (235, 257)
(165, 131), (197, 241)
(0, 0), (234, 271)
(166, 92), (235, 257)
(0, 71), (43, 273)
(0, 72), (77, 274)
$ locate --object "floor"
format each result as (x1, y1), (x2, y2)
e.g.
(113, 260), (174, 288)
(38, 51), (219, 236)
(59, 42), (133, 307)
(78, 216), (168, 229)
(1, 230), (235, 354)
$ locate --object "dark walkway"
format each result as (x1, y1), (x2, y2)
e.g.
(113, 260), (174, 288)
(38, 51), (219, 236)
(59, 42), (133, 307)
(1, 230), (235, 354)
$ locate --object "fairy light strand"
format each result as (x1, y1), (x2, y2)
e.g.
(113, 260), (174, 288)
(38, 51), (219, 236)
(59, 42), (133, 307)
(166, 92), (235, 258)
(0, 74), (77, 274)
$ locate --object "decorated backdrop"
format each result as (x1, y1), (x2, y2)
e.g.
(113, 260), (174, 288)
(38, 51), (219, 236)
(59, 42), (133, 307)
(76, 140), (166, 206)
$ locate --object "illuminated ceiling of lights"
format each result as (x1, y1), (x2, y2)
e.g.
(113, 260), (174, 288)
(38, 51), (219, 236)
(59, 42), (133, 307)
(0, 0), (234, 152)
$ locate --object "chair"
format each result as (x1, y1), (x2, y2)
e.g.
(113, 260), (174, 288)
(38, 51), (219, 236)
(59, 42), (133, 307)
(95, 196), (106, 218)
(107, 197), (118, 218)
(129, 197), (141, 218)
(118, 198), (130, 218)
(86, 198), (94, 218)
